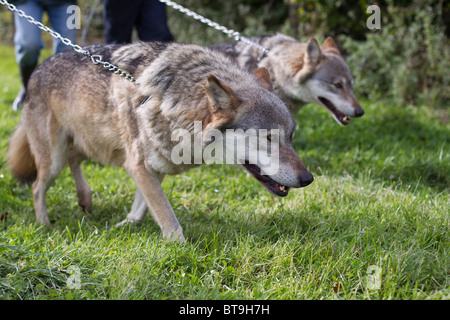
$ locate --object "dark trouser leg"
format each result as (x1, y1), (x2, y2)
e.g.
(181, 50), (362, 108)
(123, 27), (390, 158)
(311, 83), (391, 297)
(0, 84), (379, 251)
(102, 0), (140, 44)
(136, 0), (174, 42)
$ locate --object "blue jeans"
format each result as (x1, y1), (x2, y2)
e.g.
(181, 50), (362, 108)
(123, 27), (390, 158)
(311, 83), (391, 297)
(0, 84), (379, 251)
(14, 0), (77, 68)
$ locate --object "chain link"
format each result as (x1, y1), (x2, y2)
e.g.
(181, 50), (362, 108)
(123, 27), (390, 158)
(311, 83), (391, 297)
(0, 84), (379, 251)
(159, 0), (270, 60)
(90, 54), (136, 82)
(0, 0), (136, 83)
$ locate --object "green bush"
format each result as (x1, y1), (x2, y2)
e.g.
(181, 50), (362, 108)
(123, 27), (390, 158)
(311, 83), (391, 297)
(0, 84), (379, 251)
(341, 0), (450, 107)
(165, 0), (289, 46)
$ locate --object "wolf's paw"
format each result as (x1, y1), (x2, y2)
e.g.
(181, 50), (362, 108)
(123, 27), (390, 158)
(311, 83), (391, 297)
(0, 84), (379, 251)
(115, 217), (143, 228)
(37, 215), (51, 227)
(164, 226), (186, 243)
(77, 191), (93, 213)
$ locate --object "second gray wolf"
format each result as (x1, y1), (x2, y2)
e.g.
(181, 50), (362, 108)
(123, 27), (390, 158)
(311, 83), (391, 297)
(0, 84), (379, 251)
(8, 42), (313, 242)
(209, 34), (364, 125)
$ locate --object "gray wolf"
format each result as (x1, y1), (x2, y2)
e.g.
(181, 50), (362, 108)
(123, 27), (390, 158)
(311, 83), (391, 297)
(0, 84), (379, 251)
(8, 42), (313, 242)
(209, 34), (364, 125)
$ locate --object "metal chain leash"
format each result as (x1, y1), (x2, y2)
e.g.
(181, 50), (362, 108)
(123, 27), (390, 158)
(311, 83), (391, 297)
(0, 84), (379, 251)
(0, 0), (136, 83)
(158, 0), (270, 61)
(1, 0), (269, 83)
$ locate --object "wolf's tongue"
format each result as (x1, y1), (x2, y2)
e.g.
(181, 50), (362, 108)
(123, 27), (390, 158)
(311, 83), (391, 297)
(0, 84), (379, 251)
(318, 97), (351, 125)
(243, 162), (290, 197)
(257, 175), (290, 196)
(244, 163), (260, 174)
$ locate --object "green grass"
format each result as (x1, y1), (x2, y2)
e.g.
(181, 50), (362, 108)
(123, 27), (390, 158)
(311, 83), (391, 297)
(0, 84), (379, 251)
(0, 45), (449, 300)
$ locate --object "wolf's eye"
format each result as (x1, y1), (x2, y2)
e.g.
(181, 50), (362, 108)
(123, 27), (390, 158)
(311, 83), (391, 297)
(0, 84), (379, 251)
(334, 82), (343, 89)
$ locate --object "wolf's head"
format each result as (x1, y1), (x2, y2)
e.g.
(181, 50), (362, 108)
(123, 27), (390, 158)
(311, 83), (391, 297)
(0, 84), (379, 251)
(203, 67), (313, 197)
(267, 36), (364, 125)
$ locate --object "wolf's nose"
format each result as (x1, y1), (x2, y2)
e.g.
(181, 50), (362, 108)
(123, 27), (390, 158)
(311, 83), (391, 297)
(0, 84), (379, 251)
(354, 108), (365, 117)
(299, 171), (314, 187)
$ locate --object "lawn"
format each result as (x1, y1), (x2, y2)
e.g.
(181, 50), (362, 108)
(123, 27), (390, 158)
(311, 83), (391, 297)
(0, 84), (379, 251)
(0, 44), (449, 301)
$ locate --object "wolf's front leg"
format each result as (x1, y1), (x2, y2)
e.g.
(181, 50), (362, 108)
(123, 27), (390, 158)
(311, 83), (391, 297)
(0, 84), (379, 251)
(125, 162), (185, 243)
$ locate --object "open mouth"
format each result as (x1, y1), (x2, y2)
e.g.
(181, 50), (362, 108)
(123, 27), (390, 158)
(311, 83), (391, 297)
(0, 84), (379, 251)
(318, 97), (351, 125)
(243, 161), (290, 197)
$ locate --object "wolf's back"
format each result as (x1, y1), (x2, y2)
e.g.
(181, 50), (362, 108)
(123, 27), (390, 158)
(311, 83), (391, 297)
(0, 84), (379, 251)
(8, 124), (36, 184)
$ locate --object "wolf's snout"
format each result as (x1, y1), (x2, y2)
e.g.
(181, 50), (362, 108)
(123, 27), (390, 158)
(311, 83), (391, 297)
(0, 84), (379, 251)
(298, 171), (314, 187)
(354, 108), (365, 117)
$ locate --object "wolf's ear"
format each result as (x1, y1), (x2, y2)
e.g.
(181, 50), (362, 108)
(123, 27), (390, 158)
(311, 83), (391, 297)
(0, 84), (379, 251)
(295, 38), (323, 83)
(322, 37), (341, 55)
(305, 38), (322, 65)
(205, 75), (239, 111)
(253, 67), (273, 91)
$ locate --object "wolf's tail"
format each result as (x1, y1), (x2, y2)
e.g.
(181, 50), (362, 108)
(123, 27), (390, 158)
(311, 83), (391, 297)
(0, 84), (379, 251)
(8, 125), (36, 183)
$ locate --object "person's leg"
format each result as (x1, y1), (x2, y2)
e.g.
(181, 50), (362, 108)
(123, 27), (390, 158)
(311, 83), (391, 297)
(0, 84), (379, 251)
(136, 0), (174, 42)
(102, 0), (140, 44)
(46, 3), (78, 54)
(13, 0), (44, 111)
